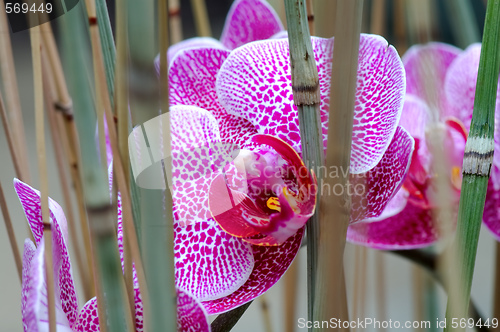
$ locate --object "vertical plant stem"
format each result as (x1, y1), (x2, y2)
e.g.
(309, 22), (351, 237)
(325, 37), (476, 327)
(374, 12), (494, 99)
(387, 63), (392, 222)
(306, 0), (315, 36)
(444, 0), (500, 329)
(313, 0), (336, 38)
(40, 21), (96, 299)
(31, 24), (56, 332)
(127, 0), (177, 329)
(375, 251), (387, 331)
(115, 0), (136, 327)
(0, 181), (22, 281)
(370, 0), (386, 36)
(0, 0), (31, 183)
(314, 1), (363, 330)
(259, 294), (273, 332)
(284, 0), (323, 324)
(190, 0), (212, 36)
(443, 0), (480, 48)
(41, 54), (91, 299)
(169, 0), (183, 44)
(96, 0), (116, 103)
(61, 5), (134, 331)
(0, 91), (23, 179)
(284, 255), (299, 332)
(393, 0), (408, 53)
(211, 301), (253, 332)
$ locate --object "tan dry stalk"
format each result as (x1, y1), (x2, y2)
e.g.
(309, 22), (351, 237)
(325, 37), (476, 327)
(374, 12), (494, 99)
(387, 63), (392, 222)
(190, 0), (212, 36)
(0, 0), (31, 183)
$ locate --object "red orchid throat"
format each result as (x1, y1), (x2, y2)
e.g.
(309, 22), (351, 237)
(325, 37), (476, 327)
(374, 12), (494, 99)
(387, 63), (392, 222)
(209, 135), (317, 246)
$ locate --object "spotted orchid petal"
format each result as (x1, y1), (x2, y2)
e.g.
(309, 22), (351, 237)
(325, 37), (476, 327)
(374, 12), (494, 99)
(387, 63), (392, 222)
(220, 0), (284, 50)
(363, 188), (410, 222)
(209, 134), (316, 246)
(177, 289), (211, 332)
(350, 126), (414, 223)
(203, 227), (303, 314)
(162, 37), (226, 69)
(169, 47), (258, 148)
(21, 239), (74, 332)
(347, 202), (438, 249)
(15, 179), (79, 329)
(403, 42), (461, 119)
(484, 180), (500, 240)
(216, 34), (406, 174)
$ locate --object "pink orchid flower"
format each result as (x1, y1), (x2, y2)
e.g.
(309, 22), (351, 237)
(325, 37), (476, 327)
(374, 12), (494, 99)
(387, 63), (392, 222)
(157, 0), (284, 68)
(168, 27), (414, 313)
(15, 179), (211, 332)
(347, 42), (500, 249)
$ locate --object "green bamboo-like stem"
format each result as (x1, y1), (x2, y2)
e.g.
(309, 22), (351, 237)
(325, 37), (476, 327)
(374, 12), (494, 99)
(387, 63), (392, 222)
(96, 0), (116, 102)
(284, 0), (324, 323)
(444, 0), (500, 329)
(314, 1), (363, 330)
(0, 0), (31, 183)
(443, 0), (480, 48)
(61, 5), (133, 331)
(211, 301), (253, 332)
(127, 0), (177, 329)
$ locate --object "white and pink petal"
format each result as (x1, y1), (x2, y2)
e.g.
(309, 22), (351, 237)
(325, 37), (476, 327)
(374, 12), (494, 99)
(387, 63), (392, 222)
(220, 0), (284, 50)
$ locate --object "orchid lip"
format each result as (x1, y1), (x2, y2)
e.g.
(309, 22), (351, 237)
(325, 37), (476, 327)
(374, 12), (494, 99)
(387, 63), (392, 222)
(208, 134), (317, 246)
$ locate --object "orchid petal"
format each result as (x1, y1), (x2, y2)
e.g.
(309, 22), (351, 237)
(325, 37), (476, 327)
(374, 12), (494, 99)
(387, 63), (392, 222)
(162, 37), (226, 69)
(174, 219), (254, 301)
(350, 126), (414, 223)
(177, 289), (211, 332)
(363, 188), (409, 222)
(483, 180), (500, 241)
(169, 47), (258, 147)
(203, 227), (303, 314)
(74, 298), (99, 332)
(216, 34), (405, 174)
(14, 179), (79, 328)
(403, 42), (461, 119)
(220, 0), (284, 50)
(399, 94), (430, 140)
(21, 239), (73, 332)
(347, 203), (437, 249)
(210, 135), (316, 246)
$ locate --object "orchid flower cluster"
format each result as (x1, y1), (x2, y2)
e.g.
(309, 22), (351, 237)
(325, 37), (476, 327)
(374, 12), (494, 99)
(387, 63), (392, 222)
(15, 0), (499, 331)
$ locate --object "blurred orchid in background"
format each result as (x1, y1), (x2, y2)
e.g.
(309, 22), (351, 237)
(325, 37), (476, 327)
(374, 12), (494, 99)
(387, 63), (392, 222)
(348, 42), (500, 249)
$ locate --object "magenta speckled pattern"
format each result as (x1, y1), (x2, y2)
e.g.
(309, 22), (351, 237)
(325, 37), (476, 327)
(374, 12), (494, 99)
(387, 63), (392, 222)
(169, 48), (258, 148)
(177, 289), (211, 332)
(21, 240), (37, 332)
(220, 0), (283, 50)
(347, 202), (438, 249)
(350, 126), (414, 223)
(216, 34), (406, 174)
(484, 180), (500, 241)
(203, 228), (303, 314)
(403, 42), (461, 119)
(15, 179), (79, 329)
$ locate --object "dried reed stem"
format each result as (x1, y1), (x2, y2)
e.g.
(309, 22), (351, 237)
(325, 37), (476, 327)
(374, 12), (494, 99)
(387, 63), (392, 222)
(169, 0), (183, 44)
(313, 0), (336, 38)
(40, 22), (96, 299)
(0, 90), (23, 179)
(190, 0), (212, 36)
(41, 53), (91, 299)
(393, 0), (408, 53)
(85, 1), (148, 328)
(0, 181), (22, 281)
(306, 0), (315, 36)
(284, 256), (299, 332)
(0, 0), (31, 183)
(314, 1), (363, 329)
(259, 293), (273, 332)
(375, 251), (387, 331)
(30, 24), (56, 332)
(370, 0), (386, 36)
